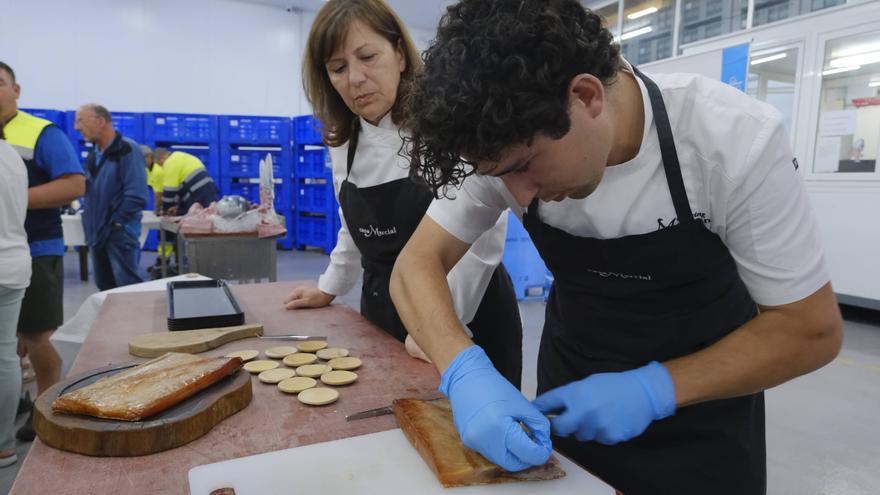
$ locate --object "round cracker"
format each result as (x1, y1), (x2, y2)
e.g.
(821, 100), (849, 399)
(283, 353), (317, 367)
(243, 360), (280, 373)
(296, 364), (332, 378)
(278, 376), (317, 394)
(316, 348), (349, 360)
(258, 368), (297, 384)
(296, 340), (328, 352)
(327, 357), (362, 371)
(298, 387), (339, 406)
(320, 370), (358, 386)
(224, 350), (259, 362)
(264, 346), (298, 359)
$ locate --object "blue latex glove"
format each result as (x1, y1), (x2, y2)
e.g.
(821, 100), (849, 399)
(440, 345), (552, 471)
(531, 361), (676, 445)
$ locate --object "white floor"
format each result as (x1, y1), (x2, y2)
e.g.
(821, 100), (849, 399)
(1, 249), (878, 494)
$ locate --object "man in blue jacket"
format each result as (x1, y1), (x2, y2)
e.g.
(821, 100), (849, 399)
(74, 104), (148, 291)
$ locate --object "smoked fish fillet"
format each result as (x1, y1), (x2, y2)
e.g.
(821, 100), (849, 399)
(392, 398), (566, 487)
(52, 352), (243, 421)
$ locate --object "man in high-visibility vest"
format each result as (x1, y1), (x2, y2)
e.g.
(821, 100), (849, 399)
(0, 61), (85, 442)
(154, 148), (218, 216)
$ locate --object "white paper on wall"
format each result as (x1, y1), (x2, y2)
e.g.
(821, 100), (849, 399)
(819, 109), (858, 136)
(814, 136), (842, 173)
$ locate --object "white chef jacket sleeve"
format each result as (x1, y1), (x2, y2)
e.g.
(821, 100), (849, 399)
(446, 210), (508, 329)
(317, 144), (364, 296)
(426, 175), (511, 244)
(721, 115), (830, 307)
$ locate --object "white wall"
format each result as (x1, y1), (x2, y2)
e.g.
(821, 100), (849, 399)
(0, 0), (441, 118)
(1, 0), (306, 116)
(640, 1), (880, 307)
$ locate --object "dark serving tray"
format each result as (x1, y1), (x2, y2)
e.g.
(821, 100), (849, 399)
(166, 279), (245, 331)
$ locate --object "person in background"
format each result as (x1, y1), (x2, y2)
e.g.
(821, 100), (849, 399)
(0, 124), (31, 468)
(286, 0), (523, 383)
(389, 1), (843, 493)
(154, 147), (217, 216)
(0, 61), (85, 442)
(74, 104), (148, 291)
(141, 144), (164, 211)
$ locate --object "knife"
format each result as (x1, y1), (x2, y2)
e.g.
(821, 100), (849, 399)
(258, 335), (328, 341)
(345, 405), (394, 421)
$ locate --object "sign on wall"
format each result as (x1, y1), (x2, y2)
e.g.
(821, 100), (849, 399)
(721, 43), (750, 92)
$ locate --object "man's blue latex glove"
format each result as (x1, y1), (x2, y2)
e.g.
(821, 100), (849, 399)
(531, 361), (676, 445)
(440, 345), (552, 471)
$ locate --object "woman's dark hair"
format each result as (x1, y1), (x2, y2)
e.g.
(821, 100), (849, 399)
(403, 0), (620, 197)
(303, 0), (422, 147)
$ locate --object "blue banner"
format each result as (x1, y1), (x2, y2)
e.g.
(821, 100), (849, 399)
(721, 43), (750, 92)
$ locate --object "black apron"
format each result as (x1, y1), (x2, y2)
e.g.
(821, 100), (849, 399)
(523, 69), (766, 494)
(338, 121), (523, 388)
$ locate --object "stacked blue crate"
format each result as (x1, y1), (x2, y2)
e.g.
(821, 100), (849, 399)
(292, 115), (340, 254)
(20, 108), (67, 132)
(502, 211), (550, 300)
(143, 112), (220, 183)
(218, 115), (293, 248)
(65, 111), (145, 164)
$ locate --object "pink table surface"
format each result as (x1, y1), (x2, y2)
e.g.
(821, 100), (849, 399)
(10, 282), (440, 495)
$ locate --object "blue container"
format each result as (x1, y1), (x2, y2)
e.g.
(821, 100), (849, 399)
(144, 113), (218, 143)
(220, 147), (288, 178)
(296, 179), (335, 214)
(294, 147), (330, 178)
(293, 115), (323, 145)
(502, 212), (549, 300)
(295, 212), (339, 254)
(219, 115), (291, 145)
(20, 108), (66, 132)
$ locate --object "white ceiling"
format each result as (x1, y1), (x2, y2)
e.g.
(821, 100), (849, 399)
(238, 0), (455, 30)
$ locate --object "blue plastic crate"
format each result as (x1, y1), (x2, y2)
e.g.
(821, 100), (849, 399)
(294, 147), (330, 178)
(144, 113), (217, 143)
(219, 115), (291, 145)
(293, 115), (323, 145)
(296, 179), (336, 213)
(277, 214), (295, 250)
(220, 147), (288, 178)
(502, 212), (549, 300)
(20, 108), (66, 132)
(295, 212), (339, 254)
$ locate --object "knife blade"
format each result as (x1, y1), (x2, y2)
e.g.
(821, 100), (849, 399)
(258, 335), (328, 341)
(345, 405), (394, 421)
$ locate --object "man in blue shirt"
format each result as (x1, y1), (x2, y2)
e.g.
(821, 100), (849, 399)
(74, 104), (148, 291)
(0, 61), (85, 441)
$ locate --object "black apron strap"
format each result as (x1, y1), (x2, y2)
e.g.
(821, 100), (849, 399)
(632, 66), (694, 223)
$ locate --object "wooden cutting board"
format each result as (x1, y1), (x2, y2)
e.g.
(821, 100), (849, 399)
(33, 362), (252, 457)
(128, 324), (263, 358)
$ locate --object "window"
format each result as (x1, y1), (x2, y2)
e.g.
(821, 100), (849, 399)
(747, 45), (800, 141)
(679, 0), (748, 46)
(593, 0), (621, 37)
(753, 0), (846, 28)
(620, 0), (675, 65)
(813, 30), (880, 174)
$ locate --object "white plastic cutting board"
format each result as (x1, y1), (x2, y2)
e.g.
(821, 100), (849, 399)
(188, 429), (616, 494)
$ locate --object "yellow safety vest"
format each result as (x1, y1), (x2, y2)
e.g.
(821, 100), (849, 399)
(4, 111), (51, 162)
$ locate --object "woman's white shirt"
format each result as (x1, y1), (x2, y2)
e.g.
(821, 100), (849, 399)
(317, 115), (508, 328)
(0, 139), (32, 289)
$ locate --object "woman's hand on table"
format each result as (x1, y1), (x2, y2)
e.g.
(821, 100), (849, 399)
(283, 286), (336, 309)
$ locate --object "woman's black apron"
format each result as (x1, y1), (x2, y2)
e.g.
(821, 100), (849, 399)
(338, 121), (524, 387)
(522, 69), (766, 494)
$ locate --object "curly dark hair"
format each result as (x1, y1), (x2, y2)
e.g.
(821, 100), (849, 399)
(403, 0), (620, 198)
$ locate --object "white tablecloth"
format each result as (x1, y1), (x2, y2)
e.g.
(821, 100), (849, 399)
(51, 274), (211, 346)
(62, 210), (161, 247)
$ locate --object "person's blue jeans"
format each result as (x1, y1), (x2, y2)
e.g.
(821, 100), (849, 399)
(0, 286), (23, 451)
(91, 226), (143, 291)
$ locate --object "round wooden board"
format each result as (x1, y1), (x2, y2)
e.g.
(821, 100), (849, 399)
(33, 362), (252, 457)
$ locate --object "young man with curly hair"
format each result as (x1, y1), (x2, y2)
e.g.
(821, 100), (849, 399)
(388, 0), (843, 492)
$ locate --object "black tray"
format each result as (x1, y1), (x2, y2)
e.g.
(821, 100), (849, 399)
(166, 279), (245, 331)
